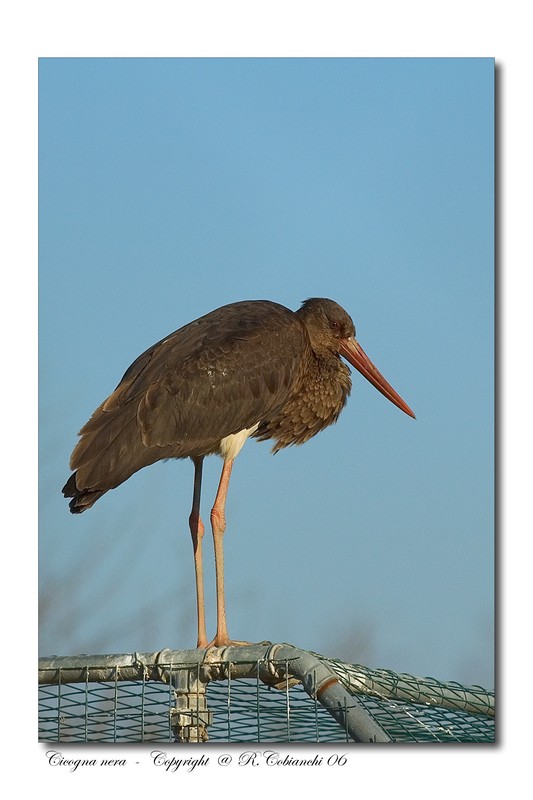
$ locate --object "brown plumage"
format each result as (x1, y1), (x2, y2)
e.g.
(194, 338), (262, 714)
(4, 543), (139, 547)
(63, 297), (414, 647)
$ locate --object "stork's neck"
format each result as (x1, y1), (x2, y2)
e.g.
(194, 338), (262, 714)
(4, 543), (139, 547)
(254, 349), (352, 452)
(306, 349), (352, 405)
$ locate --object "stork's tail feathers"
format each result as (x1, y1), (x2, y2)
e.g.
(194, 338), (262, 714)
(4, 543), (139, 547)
(62, 473), (107, 514)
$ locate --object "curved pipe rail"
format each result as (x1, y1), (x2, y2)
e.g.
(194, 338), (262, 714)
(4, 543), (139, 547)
(39, 642), (391, 742)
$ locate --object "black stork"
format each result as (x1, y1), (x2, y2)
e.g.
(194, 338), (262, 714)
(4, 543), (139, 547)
(63, 298), (415, 648)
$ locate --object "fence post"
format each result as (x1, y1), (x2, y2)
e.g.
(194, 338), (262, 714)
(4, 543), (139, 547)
(168, 660), (213, 742)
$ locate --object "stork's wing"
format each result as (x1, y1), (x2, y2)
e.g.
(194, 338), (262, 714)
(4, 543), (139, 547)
(133, 302), (307, 447)
(70, 301), (308, 481)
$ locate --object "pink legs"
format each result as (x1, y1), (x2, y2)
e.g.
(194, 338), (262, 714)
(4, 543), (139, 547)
(209, 458), (234, 647)
(188, 456), (237, 648)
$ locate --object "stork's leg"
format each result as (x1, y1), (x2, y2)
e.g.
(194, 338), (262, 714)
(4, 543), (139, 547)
(210, 457), (234, 647)
(189, 456), (208, 649)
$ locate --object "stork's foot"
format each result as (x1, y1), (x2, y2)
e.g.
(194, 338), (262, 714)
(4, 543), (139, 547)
(205, 637), (253, 648)
(200, 637), (272, 649)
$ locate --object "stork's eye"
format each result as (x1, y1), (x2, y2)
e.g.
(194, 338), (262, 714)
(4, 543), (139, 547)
(330, 319), (341, 334)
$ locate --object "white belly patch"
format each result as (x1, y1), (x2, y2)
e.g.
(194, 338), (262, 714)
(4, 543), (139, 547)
(219, 423), (259, 461)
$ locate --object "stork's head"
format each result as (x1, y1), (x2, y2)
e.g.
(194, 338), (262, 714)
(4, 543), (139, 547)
(297, 297), (415, 419)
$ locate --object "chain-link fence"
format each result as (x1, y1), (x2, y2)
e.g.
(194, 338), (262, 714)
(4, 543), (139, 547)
(39, 643), (494, 743)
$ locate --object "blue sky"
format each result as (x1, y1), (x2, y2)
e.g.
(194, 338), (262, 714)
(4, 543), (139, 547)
(39, 57), (494, 687)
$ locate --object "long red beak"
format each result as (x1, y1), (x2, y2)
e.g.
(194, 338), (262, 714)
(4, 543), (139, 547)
(339, 337), (415, 419)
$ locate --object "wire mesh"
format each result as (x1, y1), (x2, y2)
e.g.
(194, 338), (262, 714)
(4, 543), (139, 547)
(39, 678), (347, 743)
(39, 679), (173, 743)
(321, 654), (494, 717)
(354, 693), (494, 743)
(38, 645), (494, 744)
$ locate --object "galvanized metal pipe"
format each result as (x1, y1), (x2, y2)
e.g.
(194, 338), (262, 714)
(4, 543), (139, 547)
(39, 643), (391, 742)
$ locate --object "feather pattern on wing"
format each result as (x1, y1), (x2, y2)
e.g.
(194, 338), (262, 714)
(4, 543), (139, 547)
(64, 301), (309, 509)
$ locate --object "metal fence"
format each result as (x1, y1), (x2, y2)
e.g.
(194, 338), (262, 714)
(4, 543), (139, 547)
(39, 643), (495, 743)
